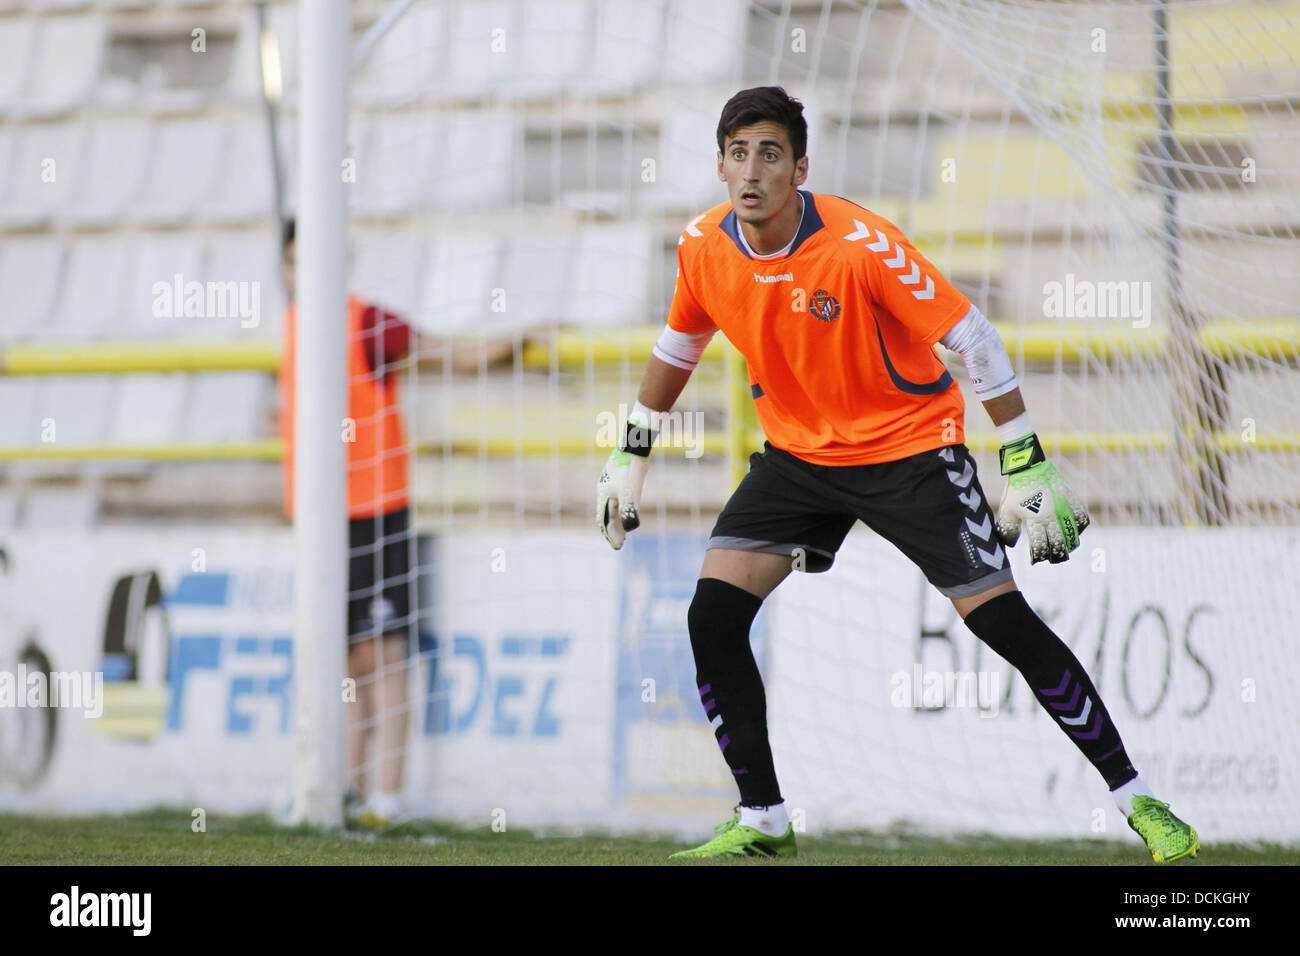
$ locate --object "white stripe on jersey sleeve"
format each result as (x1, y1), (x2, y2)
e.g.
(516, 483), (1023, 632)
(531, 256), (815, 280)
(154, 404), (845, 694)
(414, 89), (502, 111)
(652, 323), (718, 371)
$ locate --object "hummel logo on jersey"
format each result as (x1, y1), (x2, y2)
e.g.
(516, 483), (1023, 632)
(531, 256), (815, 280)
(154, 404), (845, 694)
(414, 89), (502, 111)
(754, 273), (793, 283)
(1021, 491), (1044, 514)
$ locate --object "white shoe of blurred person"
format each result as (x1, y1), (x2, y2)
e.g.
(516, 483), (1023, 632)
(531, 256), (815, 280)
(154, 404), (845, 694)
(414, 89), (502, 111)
(354, 791), (405, 828)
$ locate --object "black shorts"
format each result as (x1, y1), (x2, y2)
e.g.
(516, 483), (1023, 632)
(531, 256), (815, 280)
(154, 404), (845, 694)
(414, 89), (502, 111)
(709, 441), (1013, 599)
(348, 506), (413, 644)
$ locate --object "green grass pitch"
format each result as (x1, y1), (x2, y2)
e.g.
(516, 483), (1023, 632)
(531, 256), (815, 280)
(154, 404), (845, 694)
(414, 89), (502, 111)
(1, 810), (1296, 865)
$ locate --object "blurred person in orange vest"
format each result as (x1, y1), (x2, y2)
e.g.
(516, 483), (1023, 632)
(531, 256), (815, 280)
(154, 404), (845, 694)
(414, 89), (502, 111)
(278, 218), (512, 824)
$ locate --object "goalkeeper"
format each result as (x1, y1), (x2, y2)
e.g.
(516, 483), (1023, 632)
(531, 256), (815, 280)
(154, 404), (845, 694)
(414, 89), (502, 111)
(598, 86), (1198, 863)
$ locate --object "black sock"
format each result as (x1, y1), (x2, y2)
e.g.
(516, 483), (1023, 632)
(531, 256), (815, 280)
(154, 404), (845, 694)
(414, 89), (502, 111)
(688, 577), (782, 806)
(964, 590), (1137, 790)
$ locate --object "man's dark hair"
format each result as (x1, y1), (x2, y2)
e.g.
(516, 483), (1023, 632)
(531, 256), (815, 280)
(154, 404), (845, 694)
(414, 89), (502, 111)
(716, 86), (808, 161)
(281, 216), (295, 253)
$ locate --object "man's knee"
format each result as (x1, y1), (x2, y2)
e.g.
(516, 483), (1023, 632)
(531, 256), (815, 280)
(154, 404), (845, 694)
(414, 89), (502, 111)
(962, 588), (1056, 671)
(348, 638), (377, 678)
(951, 576), (1019, 620)
(698, 548), (792, 601)
(380, 632), (409, 666)
(688, 577), (763, 666)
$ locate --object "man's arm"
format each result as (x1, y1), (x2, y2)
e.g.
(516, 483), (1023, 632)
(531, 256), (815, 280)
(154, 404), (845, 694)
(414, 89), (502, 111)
(940, 308), (1089, 564)
(597, 324), (715, 550)
(980, 387), (1027, 433)
(600, 221), (718, 550)
(636, 354), (694, 413)
(414, 332), (516, 373)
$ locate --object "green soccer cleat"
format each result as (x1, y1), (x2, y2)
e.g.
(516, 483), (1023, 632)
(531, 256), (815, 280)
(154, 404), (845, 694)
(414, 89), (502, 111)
(669, 808), (797, 860)
(1126, 795), (1200, 863)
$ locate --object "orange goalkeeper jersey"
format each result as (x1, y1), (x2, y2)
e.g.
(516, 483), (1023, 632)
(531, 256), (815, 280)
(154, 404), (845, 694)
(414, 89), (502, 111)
(668, 190), (971, 465)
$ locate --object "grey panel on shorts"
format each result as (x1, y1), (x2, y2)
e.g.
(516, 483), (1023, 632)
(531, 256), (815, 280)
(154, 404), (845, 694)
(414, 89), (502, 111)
(706, 535), (839, 573)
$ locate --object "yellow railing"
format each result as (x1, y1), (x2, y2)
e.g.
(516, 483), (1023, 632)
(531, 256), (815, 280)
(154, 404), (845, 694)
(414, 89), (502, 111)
(0, 432), (1295, 463)
(0, 341), (280, 375)
(0, 320), (1294, 462)
(3, 320), (1293, 376)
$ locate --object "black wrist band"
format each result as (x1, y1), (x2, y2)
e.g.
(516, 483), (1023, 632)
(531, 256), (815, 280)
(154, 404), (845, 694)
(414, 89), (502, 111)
(999, 432), (1046, 475)
(623, 419), (656, 458)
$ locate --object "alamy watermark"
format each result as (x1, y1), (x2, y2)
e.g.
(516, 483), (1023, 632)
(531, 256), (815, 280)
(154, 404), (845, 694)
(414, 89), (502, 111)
(890, 664), (1001, 717)
(1042, 273), (1152, 328)
(151, 274), (261, 328)
(596, 402), (705, 459)
(0, 665), (103, 718)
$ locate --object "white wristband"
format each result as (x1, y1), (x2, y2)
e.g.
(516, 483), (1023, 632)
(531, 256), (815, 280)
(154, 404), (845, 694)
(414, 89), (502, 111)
(996, 412), (1034, 445)
(630, 400), (663, 433)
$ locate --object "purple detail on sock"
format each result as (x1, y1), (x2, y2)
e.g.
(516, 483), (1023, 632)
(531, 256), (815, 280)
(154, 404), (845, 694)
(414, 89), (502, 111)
(703, 698), (716, 714)
(1040, 669), (1072, 698)
(718, 733), (730, 753)
(1096, 742), (1125, 763)
(698, 684), (711, 697)
(1050, 683), (1082, 713)
(1070, 710), (1104, 741)
(732, 768), (749, 775)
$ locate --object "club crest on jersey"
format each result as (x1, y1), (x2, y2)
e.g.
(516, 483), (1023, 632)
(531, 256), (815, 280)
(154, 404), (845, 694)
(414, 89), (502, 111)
(809, 289), (841, 322)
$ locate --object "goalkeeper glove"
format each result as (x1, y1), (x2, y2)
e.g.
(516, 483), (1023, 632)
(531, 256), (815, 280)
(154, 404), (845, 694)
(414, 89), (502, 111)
(597, 405), (658, 550)
(995, 432), (1090, 564)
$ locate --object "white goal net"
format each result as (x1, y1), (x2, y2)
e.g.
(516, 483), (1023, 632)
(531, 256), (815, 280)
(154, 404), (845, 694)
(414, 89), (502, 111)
(341, 0), (1299, 839)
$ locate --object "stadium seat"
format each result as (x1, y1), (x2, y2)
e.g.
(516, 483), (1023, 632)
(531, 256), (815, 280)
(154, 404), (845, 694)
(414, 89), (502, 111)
(204, 231), (283, 341)
(0, 237), (65, 341)
(0, 121), (87, 229)
(651, 101), (729, 212)
(431, 112), (517, 210)
(501, 233), (576, 329)
(933, 130), (1087, 200)
(13, 14), (107, 118)
(62, 117), (154, 227)
(349, 112), (441, 217)
(585, 0), (665, 93)
(51, 236), (134, 340)
(568, 222), (654, 328)
(0, 379), (40, 447)
(198, 117), (281, 226)
(106, 372), (189, 448)
(352, 2), (445, 106)
(510, 0), (591, 98)
(446, 0), (520, 99)
(416, 235), (503, 334)
(22, 486), (99, 529)
(0, 125), (14, 196)
(0, 490), (18, 530)
(183, 371), (268, 444)
(0, 17), (37, 113)
(31, 0), (94, 11)
(32, 374), (114, 447)
(664, 0), (746, 87)
(120, 234), (207, 340)
(350, 231), (426, 321)
(133, 118), (228, 225)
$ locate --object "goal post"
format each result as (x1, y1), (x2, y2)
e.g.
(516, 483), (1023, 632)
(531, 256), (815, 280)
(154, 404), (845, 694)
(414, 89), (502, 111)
(290, 0), (351, 829)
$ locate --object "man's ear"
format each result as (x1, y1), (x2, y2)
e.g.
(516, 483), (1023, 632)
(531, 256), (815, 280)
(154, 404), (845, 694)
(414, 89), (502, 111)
(717, 151), (726, 182)
(792, 155), (809, 187)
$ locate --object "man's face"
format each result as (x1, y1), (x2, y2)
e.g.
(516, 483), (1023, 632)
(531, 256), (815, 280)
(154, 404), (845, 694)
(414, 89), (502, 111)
(282, 239), (295, 302)
(717, 122), (808, 225)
